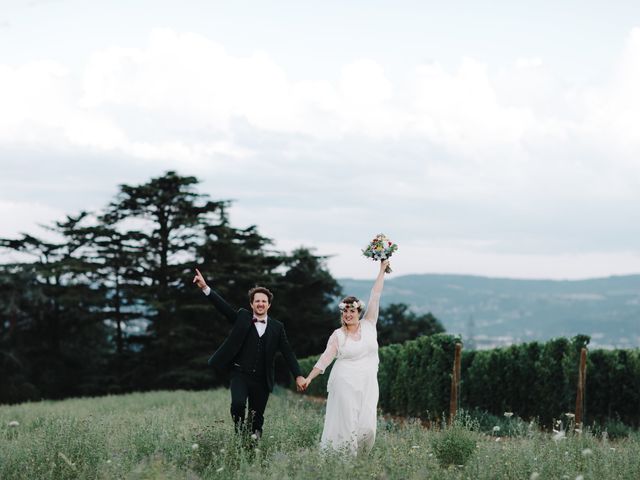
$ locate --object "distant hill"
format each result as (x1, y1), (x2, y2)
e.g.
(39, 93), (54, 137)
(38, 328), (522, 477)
(339, 274), (640, 349)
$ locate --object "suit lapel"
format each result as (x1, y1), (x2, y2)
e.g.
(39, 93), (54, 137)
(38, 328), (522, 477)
(263, 319), (278, 356)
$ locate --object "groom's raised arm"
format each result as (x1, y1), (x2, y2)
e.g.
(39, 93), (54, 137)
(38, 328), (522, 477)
(193, 268), (237, 323)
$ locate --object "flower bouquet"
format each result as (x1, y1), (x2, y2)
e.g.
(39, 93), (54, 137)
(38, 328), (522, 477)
(362, 233), (398, 273)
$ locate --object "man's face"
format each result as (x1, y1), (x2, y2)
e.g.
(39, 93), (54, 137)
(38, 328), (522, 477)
(251, 292), (271, 318)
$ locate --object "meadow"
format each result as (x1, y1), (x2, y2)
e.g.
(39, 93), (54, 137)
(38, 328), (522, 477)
(1, 388), (638, 480)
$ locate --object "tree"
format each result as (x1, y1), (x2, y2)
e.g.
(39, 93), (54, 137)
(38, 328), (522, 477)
(0, 213), (111, 400)
(377, 303), (445, 347)
(272, 248), (342, 357)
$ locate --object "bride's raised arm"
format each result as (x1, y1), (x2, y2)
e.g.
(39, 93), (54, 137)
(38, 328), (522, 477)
(363, 259), (389, 325)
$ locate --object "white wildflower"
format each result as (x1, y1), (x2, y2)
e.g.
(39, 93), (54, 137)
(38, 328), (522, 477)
(250, 433), (258, 440)
(492, 426), (500, 433)
(581, 448), (592, 457)
(216, 467), (224, 473)
(576, 475), (584, 480)
(565, 413), (575, 419)
(504, 412), (513, 418)
(495, 437), (501, 442)
(411, 445), (420, 449)
(552, 429), (566, 442)
(269, 435), (274, 439)
(530, 473), (540, 480)
(191, 443), (199, 451)
(106, 460), (112, 464)
(219, 448), (226, 453)
(58, 452), (76, 470)
(8, 421), (19, 427)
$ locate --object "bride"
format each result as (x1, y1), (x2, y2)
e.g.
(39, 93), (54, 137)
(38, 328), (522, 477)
(303, 259), (389, 454)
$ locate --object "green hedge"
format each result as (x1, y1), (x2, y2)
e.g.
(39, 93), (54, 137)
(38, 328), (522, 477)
(296, 333), (640, 426)
(298, 333), (461, 419)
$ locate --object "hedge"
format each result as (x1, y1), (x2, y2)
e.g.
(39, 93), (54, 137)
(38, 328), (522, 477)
(296, 333), (640, 426)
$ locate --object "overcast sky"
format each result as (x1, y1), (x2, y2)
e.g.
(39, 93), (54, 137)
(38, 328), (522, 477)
(1, 0), (640, 279)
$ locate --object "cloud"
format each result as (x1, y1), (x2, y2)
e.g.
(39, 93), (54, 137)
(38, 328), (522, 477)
(2, 27), (640, 278)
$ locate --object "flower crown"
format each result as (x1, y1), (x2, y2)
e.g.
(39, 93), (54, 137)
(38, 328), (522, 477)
(339, 300), (364, 311)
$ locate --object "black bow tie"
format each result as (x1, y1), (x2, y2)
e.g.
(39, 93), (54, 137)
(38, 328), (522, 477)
(253, 318), (266, 324)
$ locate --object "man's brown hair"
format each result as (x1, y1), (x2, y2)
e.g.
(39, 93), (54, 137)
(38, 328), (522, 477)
(248, 286), (274, 304)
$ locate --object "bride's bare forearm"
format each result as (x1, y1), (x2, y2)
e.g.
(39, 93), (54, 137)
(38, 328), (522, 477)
(307, 367), (322, 382)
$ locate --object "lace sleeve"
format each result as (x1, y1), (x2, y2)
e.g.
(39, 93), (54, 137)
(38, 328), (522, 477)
(313, 331), (339, 373)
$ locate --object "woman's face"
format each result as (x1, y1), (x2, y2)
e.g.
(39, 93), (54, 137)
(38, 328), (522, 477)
(341, 305), (360, 326)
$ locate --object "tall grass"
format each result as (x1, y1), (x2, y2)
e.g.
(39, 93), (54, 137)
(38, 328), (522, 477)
(1, 389), (638, 479)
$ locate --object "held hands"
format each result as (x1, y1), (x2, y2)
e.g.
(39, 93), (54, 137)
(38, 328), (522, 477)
(295, 376), (308, 392)
(192, 268), (209, 291)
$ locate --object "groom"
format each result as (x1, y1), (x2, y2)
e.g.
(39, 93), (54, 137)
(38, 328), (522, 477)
(193, 268), (306, 438)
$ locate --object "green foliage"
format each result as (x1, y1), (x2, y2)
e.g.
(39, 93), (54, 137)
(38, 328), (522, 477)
(0, 171), (343, 402)
(298, 333), (640, 426)
(377, 303), (445, 347)
(431, 418), (479, 467)
(3, 389), (638, 479)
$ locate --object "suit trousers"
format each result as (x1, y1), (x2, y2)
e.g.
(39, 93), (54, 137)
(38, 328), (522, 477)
(229, 371), (270, 435)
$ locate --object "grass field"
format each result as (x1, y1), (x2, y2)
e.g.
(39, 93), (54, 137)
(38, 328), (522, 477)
(1, 388), (638, 479)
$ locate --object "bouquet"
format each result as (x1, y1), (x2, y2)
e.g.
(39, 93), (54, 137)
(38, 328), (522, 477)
(362, 233), (398, 273)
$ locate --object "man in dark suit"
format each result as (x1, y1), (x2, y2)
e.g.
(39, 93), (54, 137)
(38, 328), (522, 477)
(193, 268), (306, 438)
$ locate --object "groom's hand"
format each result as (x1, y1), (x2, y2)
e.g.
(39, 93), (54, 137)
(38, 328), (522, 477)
(295, 376), (307, 392)
(193, 268), (208, 290)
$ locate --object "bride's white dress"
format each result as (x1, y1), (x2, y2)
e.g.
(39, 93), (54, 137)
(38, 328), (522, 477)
(314, 288), (381, 454)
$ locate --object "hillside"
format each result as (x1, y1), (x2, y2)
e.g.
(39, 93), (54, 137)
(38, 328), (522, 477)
(339, 274), (640, 349)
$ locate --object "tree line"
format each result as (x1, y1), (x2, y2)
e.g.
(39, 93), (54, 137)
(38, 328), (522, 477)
(299, 334), (640, 427)
(0, 171), (444, 404)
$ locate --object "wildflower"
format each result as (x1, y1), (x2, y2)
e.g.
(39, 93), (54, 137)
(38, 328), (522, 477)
(495, 437), (501, 442)
(216, 467), (224, 473)
(251, 433), (258, 440)
(269, 435), (274, 439)
(610, 447), (616, 452)
(504, 412), (513, 418)
(8, 421), (19, 427)
(580, 448), (592, 457)
(411, 445), (420, 449)
(552, 429), (566, 442)
(106, 460), (112, 464)
(575, 428), (582, 434)
(530, 473), (540, 480)
(565, 413), (575, 419)
(492, 426), (500, 433)
(191, 443), (199, 451)
(58, 452), (76, 470)
(576, 476), (584, 480)
(219, 448), (226, 453)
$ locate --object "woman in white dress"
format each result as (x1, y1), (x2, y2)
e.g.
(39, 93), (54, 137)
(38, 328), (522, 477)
(303, 259), (389, 455)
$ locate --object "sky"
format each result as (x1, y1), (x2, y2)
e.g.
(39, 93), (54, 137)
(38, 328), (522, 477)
(1, 0), (640, 280)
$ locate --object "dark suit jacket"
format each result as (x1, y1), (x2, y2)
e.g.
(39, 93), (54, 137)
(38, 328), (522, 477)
(206, 287), (302, 392)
